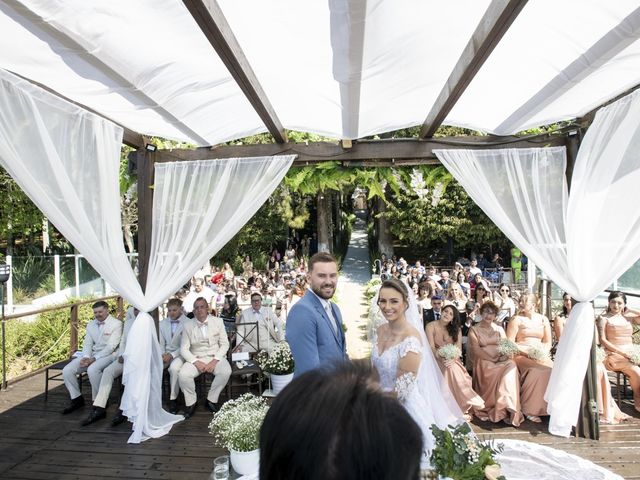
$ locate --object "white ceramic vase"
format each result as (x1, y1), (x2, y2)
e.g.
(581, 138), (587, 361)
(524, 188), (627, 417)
(270, 372), (294, 395)
(230, 448), (260, 475)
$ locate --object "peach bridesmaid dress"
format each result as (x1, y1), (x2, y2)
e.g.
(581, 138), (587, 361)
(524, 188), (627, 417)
(471, 324), (524, 426)
(512, 314), (553, 417)
(602, 315), (640, 412)
(433, 332), (484, 415)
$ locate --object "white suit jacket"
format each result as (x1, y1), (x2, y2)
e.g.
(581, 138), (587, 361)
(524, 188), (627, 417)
(159, 314), (188, 358)
(82, 315), (122, 360)
(180, 315), (229, 364)
(238, 306), (284, 353)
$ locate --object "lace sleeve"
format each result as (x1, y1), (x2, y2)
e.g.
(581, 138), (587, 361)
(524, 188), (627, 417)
(398, 336), (422, 358)
(395, 371), (417, 402)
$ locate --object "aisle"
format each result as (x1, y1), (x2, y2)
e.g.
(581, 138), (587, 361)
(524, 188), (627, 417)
(336, 211), (372, 359)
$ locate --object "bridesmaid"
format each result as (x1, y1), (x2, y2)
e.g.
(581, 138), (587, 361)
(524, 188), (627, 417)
(469, 301), (523, 426)
(426, 304), (484, 419)
(506, 293), (553, 423)
(598, 291), (640, 413)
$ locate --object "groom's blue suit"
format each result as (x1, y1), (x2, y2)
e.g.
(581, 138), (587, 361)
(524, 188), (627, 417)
(286, 290), (347, 376)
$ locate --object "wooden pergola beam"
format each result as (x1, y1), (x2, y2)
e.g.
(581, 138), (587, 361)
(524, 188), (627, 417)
(149, 131), (567, 167)
(183, 0), (288, 143)
(419, 0), (528, 139)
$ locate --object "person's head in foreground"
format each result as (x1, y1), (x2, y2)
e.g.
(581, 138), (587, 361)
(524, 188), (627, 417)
(259, 360), (423, 480)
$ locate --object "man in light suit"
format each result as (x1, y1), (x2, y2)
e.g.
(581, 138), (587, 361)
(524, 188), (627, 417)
(178, 297), (231, 418)
(237, 292), (284, 353)
(81, 306), (138, 426)
(160, 298), (188, 414)
(285, 252), (347, 376)
(61, 300), (122, 414)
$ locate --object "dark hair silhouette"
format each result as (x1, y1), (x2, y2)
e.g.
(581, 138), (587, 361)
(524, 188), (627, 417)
(441, 305), (461, 342)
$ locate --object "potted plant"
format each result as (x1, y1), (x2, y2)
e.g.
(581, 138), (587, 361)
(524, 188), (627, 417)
(209, 393), (269, 475)
(429, 423), (505, 480)
(256, 341), (295, 394)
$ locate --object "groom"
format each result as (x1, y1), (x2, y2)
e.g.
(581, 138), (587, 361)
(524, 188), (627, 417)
(286, 252), (347, 375)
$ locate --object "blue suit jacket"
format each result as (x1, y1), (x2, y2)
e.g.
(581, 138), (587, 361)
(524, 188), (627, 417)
(285, 290), (347, 376)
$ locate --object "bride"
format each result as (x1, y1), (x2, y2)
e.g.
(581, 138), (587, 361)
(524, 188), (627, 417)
(371, 278), (464, 467)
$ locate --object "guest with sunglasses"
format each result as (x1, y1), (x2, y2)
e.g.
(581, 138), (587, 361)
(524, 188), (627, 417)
(494, 283), (517, 325)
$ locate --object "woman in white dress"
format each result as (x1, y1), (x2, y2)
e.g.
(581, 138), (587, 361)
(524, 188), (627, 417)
(371, 278), (464, 468)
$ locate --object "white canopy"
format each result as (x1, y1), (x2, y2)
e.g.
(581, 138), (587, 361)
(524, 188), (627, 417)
(2, 0), (639, 145)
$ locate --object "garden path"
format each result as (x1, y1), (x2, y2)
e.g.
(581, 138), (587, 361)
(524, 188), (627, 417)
(336, 211), (372, 359)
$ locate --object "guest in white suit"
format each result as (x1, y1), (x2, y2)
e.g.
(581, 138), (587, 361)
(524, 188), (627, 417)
(61, 301), (122, 414)
(237, 292), (284, 353)
(160, 298), (188, 414)
(179, 297), (231, 418)
(81, 306), (138, 426)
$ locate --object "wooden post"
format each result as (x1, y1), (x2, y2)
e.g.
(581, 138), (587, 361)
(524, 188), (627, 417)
(70, 304), (79, 355)
(137, 149), (160, 329)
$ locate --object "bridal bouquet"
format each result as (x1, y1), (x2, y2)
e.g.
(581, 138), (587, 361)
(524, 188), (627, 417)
(430, 423), (505, 480)
(497, 338), (518, 358)
(527, 346), (550, 362)
(437, 344), (462, 361)
(625, 345), (640, 366)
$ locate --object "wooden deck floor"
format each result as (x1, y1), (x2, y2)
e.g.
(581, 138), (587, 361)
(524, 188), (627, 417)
(0, 372), (639, 479)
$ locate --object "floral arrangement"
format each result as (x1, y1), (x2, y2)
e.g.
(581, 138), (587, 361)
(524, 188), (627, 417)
(209, 393), (269, 452)
(625, 344), (640, 366)
(596, 347), (607, 363)
(256, 341), (295, 375)
(437, 344), (462, 361)
(430, 423), (505, 480)
(497, 338), (519, 358)
(527, 346), (550, 362)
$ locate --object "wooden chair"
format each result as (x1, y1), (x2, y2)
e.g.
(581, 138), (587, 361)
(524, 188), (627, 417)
(615, 371), (631, 404)
(226, 322), (262, 399)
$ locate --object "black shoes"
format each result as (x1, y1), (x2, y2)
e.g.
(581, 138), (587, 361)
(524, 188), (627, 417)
(205, 400), (220, 414)
(62, 396), (85, 414)
(81, 407), (106, 426)
(168, 399), (179, 415)
(111, 410), (127, 427)
(183, 403), (197, 419)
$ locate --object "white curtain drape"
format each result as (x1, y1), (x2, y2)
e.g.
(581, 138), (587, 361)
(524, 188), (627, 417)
(434, 88), (640, 436)
(0, 68), (294, 442)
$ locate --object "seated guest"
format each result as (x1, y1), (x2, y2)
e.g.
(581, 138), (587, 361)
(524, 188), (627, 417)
(506, 293), (553, 423)
(183, 278), (215, 313)
(81, 306), (139, 426)
(445, 281), (467, 312)
(160, 299), (188, 414)
(237, 292), (285, 353)
(259, 361), (423, 480)
(422, 295), (444, 328)
(219, 294), (240, 332)
(62, 301), (122, 414)
(469, 302), (523, 426)
(439, 270), (452, 291)
(178, 298), (231, 418)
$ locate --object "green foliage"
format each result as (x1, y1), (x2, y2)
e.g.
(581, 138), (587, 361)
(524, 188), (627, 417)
(0, 297), (121, 381)
(430, 423), (505, 480)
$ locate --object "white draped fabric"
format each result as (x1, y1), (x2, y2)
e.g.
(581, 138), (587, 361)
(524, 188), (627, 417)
(434, 88), (640, 436)
(0, 68), (294, 442)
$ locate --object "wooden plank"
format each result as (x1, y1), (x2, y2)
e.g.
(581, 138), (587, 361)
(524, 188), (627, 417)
(183, 0), (287, 143)
(420, 0), (528, 138)
(152, 131), (568, 166)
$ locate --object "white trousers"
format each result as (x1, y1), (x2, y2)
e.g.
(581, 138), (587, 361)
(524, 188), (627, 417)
(62, 355), (115, 400)
(93, 359), (123, 408)
(167, 356), (184, 400)
(178, 357), (231, 406)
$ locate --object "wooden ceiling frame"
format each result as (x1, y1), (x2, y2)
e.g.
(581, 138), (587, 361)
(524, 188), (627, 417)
(419, 0), (528, 139)
(183, 0), (288, 143)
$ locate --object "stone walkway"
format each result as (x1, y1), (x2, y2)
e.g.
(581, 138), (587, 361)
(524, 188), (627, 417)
(336, 211), (372, 359)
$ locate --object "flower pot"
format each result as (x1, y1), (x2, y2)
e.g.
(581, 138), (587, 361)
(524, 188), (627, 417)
(230, 448), (260, 475)
(270, 372), (294, 394)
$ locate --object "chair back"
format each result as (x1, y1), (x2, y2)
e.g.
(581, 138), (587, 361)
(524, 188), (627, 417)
(233, 321), (261, 353)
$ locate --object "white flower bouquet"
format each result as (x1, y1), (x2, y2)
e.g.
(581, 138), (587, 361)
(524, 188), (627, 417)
(596, 346), (607, 363)
(527, 346), (550, 362)
(209, 394), (269, 452)
(256, 341), (295, 375)
(625, 344), (640, 366)
(437, 344), (462, 361)
(497, 338), (519, 358)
